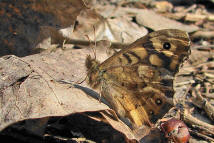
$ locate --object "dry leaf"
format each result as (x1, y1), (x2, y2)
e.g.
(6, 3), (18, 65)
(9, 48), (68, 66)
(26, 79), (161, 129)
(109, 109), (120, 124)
(0, 51), (109, 131)
(153, 1), (173, 12)
(136, 9), (199, 33)
(67, 9), (147, 44)
(0, 0), (86, 57)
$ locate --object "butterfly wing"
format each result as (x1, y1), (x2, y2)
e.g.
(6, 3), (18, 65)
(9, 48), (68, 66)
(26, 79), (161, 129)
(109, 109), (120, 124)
(86, 29), (191, 128)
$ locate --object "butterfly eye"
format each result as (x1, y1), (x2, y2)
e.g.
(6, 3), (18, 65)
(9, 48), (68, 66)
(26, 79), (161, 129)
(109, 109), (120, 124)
(163, 42), (171, 50)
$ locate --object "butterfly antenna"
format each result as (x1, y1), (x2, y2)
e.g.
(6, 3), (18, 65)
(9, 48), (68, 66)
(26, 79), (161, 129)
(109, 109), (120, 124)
(93, 25), (97, 60)
(76, 75), (88, 84)
(85, 34), (96, 60)
(98, 83), (105, 103)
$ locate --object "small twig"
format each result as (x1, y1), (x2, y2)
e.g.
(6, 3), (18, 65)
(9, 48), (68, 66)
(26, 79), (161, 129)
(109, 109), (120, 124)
(52, 38), (130, 49)
(189, 129), (214, 142)
(183, 4), (197, 13)
(61, 39), (66, 50)
(181, 108), (214, 135)
(185, 13), (214, 22)
(174, 80), (195, 87)
(202, 93), (214, 100)
(72, 138), (96, 143)
(192, 31), (214, 39)
(204, 72), (214, 79)
(44, 134), (96, 143)
(192, 44), (214, 50)
(195, 74), (214, 84)
(192, 85), (214, 121)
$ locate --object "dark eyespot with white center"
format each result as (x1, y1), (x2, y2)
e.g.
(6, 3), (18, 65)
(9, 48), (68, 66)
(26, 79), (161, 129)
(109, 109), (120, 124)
(163, 42), (171, 50)
(155, 98), (162, 105)
(149, 110), (154, 115)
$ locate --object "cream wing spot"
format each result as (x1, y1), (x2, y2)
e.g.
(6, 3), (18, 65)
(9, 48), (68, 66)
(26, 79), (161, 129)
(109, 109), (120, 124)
(149, 54), (163, 67)
(131, 47), (148, 60)
(170, 58), (179, 71)
(162, 50), (173, 57)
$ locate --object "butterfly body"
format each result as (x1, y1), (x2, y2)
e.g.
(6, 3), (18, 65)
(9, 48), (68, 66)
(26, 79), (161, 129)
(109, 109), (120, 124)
(86, 29), (191, 128)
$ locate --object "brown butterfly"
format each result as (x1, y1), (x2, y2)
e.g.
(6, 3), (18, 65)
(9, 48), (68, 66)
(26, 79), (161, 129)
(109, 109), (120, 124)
(85, 29), (191, 129)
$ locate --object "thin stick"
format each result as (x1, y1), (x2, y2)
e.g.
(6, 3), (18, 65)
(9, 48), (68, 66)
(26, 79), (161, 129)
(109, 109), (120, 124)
(189, 129), (214, 142)
(93, 26), (97, 60)
(192, 85), (214, 121)
(52, 38), (129, 49)
(181, 108), (214, 135)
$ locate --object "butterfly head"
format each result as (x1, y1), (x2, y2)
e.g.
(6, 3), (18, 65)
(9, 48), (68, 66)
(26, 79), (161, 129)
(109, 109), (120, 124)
(85, 55), (103, 89)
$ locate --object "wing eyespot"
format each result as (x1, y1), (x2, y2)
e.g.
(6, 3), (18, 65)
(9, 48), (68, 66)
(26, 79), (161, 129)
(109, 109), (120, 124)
(149, 110), (154, 115)
(163, 42), (171, 50)
(155, 98), (162, 105)
(209, 89), (214, 93)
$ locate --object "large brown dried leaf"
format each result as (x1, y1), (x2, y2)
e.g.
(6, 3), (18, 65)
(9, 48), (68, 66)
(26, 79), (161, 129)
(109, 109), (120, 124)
(0, 0), (86, 57)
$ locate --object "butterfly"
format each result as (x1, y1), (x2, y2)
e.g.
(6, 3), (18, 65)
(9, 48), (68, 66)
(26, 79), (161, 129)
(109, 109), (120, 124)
(85, 29), (191, 129)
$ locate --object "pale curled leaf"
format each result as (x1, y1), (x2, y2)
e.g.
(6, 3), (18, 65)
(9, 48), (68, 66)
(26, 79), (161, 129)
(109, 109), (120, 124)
(0, 53), (109, 131)
(65, 9), (148, 45)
